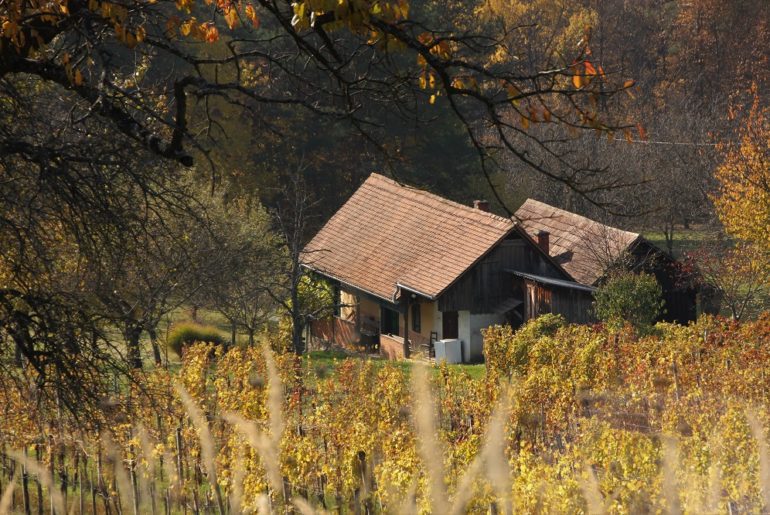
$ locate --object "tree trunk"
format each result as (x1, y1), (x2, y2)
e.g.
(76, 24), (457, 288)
(14, 341), (24, 368)
(292, 312), (304, 355)
(230, 321), (237, 347)
(125, 324), (143, 370)
(248, 328), (255, 346)
(291, 279), (304, 355)
(148, 327), (162, 366)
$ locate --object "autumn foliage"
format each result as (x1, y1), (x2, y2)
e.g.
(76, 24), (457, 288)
(1, 316), (770, 512)
(714, 91), (770, 256)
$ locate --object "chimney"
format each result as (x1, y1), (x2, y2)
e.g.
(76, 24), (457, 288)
(537, 230), (550, 254)
(473, 200), (490, 212)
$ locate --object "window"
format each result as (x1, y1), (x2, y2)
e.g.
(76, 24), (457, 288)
(333, 285), (341, 317)
(411, 303), (421, 332)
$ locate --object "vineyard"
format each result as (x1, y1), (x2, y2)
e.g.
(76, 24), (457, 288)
(1, 314), (770, 514)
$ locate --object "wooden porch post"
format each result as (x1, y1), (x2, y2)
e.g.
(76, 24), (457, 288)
(402, 295), (411, 359)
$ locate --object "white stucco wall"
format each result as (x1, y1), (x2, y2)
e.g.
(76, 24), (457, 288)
(434, 308), (503, 363)
(432, 303), (443, 338)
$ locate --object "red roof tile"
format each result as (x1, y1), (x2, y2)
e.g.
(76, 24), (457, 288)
(303, 173), (515, 301)
(514, 199), (641, 286)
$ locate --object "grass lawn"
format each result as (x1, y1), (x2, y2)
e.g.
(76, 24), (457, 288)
(642, 227), (717, 258)
(142, 306), (489, 381)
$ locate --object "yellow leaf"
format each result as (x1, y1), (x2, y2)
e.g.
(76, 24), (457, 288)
(429, 94), (436, 104)
(180, 19), (193, 36)
(73, 69), (83, 86)
(225, 7), (238, 30)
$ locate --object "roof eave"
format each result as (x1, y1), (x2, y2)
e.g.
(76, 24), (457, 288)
(300, 263), (399, 305)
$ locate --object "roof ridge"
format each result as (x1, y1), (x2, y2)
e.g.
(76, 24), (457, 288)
(368, 173), (514, 227)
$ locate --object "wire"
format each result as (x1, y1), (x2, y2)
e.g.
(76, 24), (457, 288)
(609, 137), (720, 147)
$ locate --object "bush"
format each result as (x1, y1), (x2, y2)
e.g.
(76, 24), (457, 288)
(483, 313), (566, 380)
(593, 271), (664, 332)
(167, 322), (226, 356)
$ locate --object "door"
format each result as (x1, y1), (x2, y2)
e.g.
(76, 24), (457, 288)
(381, 306), (400, 336)
(442, 311), (458, 339)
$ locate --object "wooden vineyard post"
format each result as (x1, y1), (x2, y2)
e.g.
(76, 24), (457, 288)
(22, 448), (31, 515)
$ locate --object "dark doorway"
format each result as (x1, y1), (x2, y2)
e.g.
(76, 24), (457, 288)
(381, 306), (400, 336)
(442, 311), (458, 339)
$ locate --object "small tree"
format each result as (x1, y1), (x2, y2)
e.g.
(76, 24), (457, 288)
(593, 271), (664, 332)
(713, 88), (770, 255)
(684, 239), (770, 321)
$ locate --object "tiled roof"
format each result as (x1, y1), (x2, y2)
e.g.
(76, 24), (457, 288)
(303, 173), (515, 301)
(514, 199), (641, 286)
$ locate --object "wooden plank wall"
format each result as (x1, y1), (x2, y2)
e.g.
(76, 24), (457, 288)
(439, 234), (567, 313)
(310, 317), (359, 348)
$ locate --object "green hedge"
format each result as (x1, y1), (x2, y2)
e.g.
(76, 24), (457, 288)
(167, 322), (225, 356)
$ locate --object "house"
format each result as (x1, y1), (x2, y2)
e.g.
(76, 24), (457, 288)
(515, 199), (698, 323)
(302, 173), (595, 360)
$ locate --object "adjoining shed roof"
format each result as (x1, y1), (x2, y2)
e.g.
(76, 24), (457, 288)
(514, 199), (642, 286)
(303, 173), (516, 302)
(507, 270), (597, 293)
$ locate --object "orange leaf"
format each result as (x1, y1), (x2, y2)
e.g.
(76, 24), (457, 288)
(528, 106), (539, 123)
(572, 72), (584, 89)
(636, 123), (647, 141)
(203, 23), (219, 42)
(247, 5), (260, 28)
(584, 61), (597, 76)
(166, 16), (181, 36)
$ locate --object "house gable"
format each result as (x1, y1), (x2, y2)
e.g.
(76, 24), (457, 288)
(438, 230), (571, 313)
